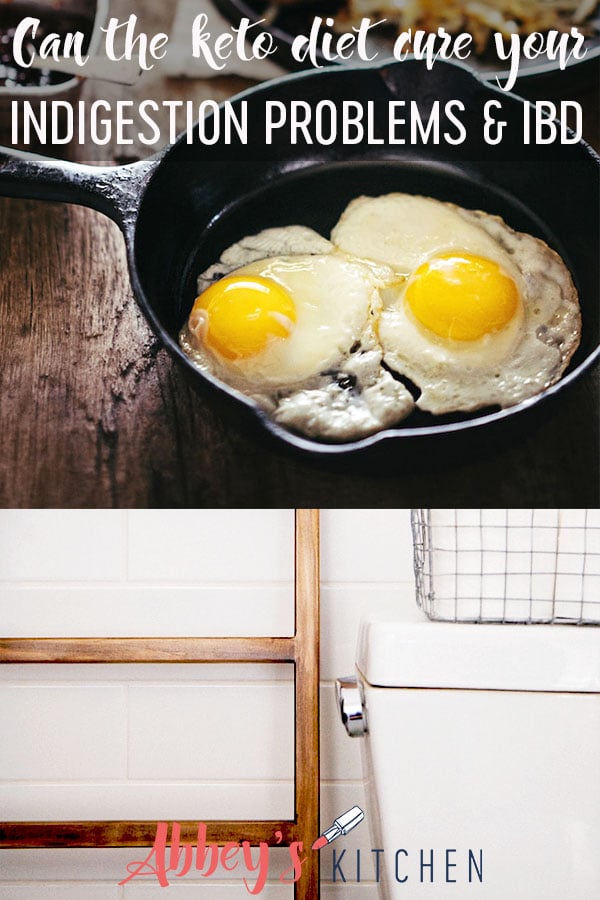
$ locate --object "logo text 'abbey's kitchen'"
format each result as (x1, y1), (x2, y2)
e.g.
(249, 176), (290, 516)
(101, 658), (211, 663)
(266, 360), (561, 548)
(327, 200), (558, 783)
(119, 823), (305, 893)
(119, 822), (484, 891)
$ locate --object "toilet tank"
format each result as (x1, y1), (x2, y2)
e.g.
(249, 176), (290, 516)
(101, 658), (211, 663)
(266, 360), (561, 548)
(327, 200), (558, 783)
(353, 614), (600, 900)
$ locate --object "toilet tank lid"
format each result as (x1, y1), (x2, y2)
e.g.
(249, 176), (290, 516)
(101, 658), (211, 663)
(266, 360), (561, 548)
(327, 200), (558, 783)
(356, 613), (600, 692)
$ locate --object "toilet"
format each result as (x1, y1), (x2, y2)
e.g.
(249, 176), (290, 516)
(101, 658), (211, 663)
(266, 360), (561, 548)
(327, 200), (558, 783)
(336, 610), (600, 900)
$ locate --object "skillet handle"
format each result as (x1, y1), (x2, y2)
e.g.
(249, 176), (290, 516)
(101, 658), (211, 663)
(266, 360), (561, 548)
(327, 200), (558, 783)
(0, 146), (160, 236)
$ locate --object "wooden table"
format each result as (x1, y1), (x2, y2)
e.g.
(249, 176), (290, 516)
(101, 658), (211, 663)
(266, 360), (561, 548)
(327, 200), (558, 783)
(0, 1), (598, 507)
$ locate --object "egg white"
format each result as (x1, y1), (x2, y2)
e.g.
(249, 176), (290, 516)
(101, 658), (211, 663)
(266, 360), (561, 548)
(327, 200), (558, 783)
(331, 193), (523, 277)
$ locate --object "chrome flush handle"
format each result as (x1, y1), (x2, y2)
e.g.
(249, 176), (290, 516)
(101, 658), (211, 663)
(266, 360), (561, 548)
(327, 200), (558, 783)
(336, 675), (367, 737)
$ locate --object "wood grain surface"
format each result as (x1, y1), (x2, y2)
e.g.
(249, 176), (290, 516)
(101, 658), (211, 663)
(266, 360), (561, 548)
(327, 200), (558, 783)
(0, 1), (598, 507)
(0, 635), (297, 663)
(0, 819), (298, 850)
(293, 508), (320, 900)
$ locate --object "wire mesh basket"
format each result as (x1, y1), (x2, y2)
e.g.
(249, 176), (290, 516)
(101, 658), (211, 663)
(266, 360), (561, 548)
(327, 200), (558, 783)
(412, 509), (600, 624)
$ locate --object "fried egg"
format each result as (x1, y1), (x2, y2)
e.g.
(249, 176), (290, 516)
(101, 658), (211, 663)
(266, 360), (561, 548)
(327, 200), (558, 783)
(179, 226), (415, 440)
(180, 196), (581, 440)
(331, 193), (581, 415)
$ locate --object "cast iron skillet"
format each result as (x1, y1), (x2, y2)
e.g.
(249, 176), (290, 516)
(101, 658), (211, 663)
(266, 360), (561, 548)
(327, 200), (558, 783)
(0, 59), (598, 454)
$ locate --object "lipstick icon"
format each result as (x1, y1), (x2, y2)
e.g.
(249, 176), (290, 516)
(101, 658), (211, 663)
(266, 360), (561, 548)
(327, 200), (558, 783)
(312, 806), (365, 850)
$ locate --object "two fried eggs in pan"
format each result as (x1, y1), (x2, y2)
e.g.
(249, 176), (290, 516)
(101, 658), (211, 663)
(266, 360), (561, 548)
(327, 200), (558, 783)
(179, 193), (581, 441)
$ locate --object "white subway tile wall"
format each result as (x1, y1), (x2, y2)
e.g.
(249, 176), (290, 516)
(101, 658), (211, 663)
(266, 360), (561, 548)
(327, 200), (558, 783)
(0, 508), (295, 637)
(0, 685), (127, 781)
(0, 509), (414, 898)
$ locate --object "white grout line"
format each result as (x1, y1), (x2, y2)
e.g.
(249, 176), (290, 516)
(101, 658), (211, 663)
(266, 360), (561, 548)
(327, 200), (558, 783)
(0, 778), (299, 785)
(0, 580), (297, 587)
(0, 676), (296, 686)
(124, 510), (130, 582)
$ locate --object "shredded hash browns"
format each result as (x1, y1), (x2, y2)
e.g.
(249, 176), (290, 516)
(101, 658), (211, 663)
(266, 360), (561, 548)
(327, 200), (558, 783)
(336, 0), (599, 52)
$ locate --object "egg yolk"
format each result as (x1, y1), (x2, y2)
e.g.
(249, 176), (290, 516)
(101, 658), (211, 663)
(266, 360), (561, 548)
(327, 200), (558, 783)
(191, 275), (297, 360)
(405, 252), (519, 341)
